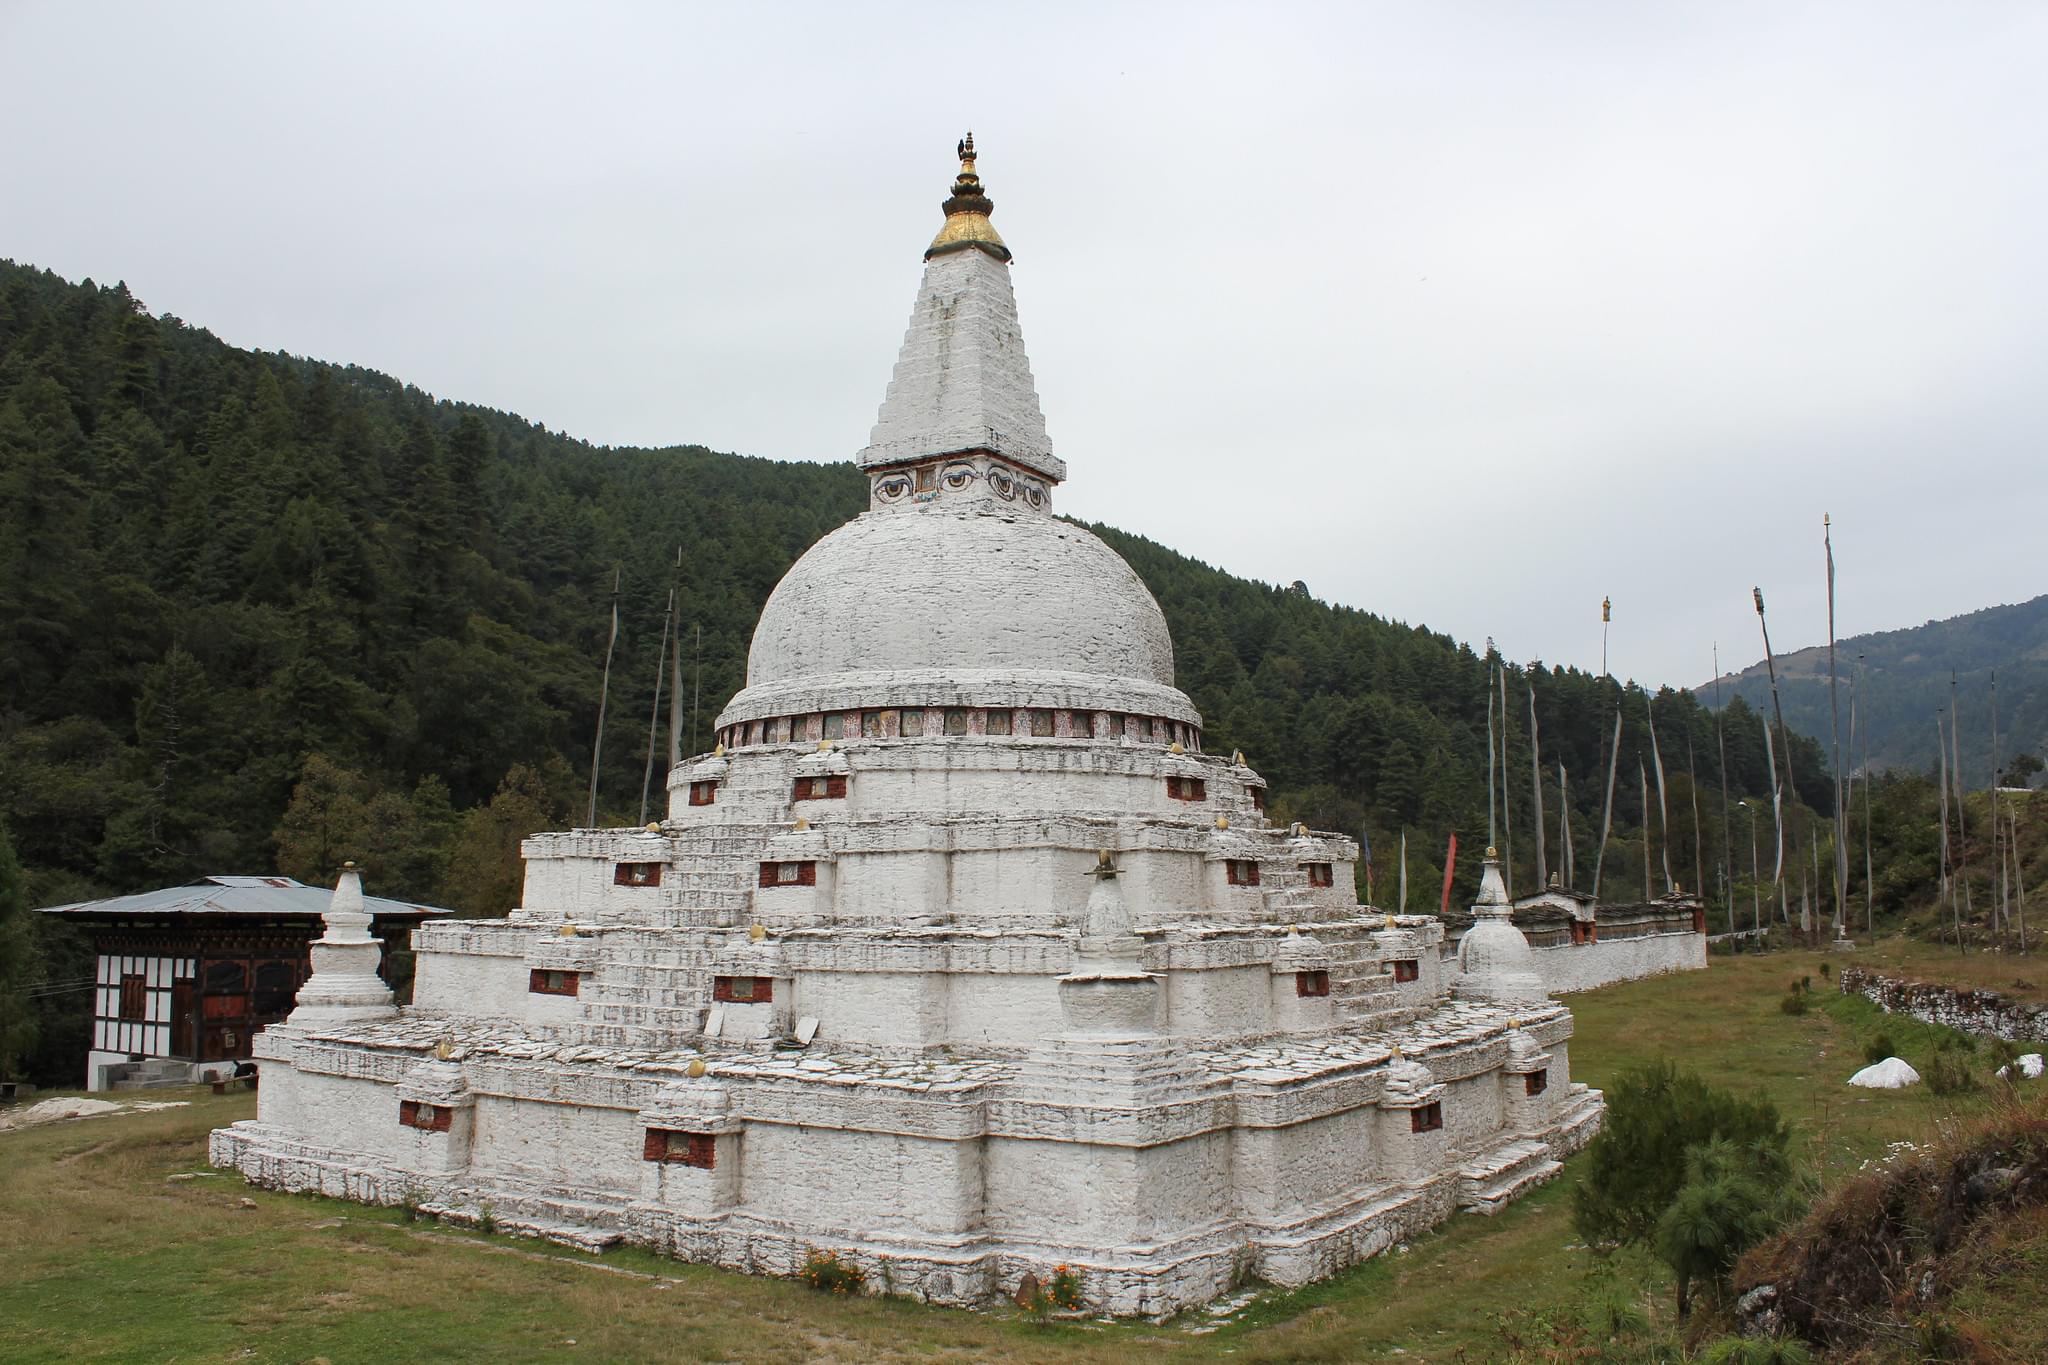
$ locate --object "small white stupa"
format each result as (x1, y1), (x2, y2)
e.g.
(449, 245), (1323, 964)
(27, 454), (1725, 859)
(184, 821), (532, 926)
(1455, 851), (1547, 1005)
(284, 862), (398, 1028)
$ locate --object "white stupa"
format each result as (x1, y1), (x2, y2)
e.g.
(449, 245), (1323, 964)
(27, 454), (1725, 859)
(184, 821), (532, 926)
(214, 137), (1602, 1314)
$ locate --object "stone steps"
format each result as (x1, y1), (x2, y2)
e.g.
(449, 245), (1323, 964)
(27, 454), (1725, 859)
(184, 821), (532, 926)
(1458, 1138), (1562, 1214)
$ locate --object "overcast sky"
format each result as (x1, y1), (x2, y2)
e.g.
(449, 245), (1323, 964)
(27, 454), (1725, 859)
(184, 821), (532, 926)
(4, 2), (2043, 689)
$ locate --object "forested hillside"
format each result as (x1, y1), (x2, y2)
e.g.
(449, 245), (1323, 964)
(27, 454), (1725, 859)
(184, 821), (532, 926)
(1, 259), (1838, 1081)
(1703, 596), (2048, 788)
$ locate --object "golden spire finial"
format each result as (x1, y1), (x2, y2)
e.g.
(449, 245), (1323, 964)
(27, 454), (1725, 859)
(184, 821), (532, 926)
(928, 131), (1011, 262)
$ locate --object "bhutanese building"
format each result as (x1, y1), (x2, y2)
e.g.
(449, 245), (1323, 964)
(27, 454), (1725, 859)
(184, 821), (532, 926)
(38, 874), (448, 1091)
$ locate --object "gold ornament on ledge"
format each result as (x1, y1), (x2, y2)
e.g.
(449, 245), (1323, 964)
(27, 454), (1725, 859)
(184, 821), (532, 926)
(1215, 816), (1229, 830)
(748, 923), (767, 943)
(685, 1058), (707, 1079)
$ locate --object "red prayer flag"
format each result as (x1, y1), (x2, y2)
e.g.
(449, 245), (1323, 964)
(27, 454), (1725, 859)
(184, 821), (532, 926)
(1440, 832), (1459, 914)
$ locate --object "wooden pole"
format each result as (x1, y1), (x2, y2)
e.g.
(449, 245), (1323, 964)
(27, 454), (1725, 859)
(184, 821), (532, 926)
(1592, 710), (1622, 902)
(586, 568), (621, 828)
(1528, 683), (1548, 890)
(1755, 588), (1799, 926)
(667, 546), (684, 766)
(1825, 516), (1848, 938)
(1499, 662), (1515, 899)
(638, 587), (675, 825)
(1715, 644), (1735, 935)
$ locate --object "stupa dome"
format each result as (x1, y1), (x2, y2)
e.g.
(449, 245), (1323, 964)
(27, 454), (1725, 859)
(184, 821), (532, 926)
(719, 504), (1193, 726)
(714, 137), (1199, 733)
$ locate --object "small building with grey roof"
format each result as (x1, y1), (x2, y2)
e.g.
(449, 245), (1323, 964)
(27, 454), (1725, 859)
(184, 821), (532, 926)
(38, 875), (451, 1090)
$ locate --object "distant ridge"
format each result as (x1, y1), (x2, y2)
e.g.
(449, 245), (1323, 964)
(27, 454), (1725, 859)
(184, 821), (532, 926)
(1697, 595), (2048, 786)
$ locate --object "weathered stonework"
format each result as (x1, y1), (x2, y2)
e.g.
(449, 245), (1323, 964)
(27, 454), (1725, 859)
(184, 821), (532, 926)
(213, 140), (1603, 1315)
(1838, 966), (2048, 1042)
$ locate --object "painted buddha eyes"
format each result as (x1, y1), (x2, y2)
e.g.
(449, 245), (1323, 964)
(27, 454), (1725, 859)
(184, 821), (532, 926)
(879, 463), (1041, 506)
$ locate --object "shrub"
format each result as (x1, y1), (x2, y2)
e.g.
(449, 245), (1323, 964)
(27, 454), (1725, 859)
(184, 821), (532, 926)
(1819, 961), (1831, 978)
(1047, 1264), (1083, 1311)
(799, 1248), (867, 1295)
(1780, 992), (1807, 1016)
(1924, 1050), (1977, 1096)
(1865, 1032), (1896, 1064)
(475, 1204), (497, 1236)
(1700, 1337), (1814, 1364)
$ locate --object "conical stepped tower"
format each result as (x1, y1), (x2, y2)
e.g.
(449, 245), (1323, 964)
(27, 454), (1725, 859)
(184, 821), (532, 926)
(212, 138), (1603, 1316)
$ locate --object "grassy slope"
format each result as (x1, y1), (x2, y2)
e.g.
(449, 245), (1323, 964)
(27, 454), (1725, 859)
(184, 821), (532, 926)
(0, 950), (2031, 1364)
(1845, 936), (2048, 1006)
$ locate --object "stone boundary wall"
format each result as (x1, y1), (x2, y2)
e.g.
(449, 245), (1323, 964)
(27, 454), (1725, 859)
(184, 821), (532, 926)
(1837, 966), (2048, 1042)
(1530, 932), (1707, 996)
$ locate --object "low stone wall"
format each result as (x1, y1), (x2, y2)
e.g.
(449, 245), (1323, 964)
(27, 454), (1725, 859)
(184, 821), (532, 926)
(1531, 932), (1707, 996)
(1837, 966), (2048, 1042)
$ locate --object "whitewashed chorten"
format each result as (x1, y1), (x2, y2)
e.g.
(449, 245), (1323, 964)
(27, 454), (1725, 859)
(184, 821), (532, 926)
(214, 138), (1602, 1314)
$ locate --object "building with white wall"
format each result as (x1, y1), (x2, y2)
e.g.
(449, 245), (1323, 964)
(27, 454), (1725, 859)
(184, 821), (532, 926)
(213, 138), (1602, 1314)
(37, 875), (444, 1090)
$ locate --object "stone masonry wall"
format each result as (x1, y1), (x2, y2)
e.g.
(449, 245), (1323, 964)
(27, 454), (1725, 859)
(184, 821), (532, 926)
(1837, 966), (2048, 1042)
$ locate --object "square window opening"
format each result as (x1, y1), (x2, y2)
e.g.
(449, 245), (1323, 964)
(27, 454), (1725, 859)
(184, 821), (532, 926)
(529, 969), (580, 997)
(614, 862), (663, 887)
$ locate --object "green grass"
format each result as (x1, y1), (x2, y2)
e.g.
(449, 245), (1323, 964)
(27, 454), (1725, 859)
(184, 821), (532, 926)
(1843, 934), (2047, 1005)
(0, 952), (2015, 1363)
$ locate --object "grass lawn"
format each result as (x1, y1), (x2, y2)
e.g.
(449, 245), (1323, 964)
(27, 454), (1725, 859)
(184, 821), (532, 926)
(1839, 934), (2048, 1005)
(0, 950), (2012, 1364)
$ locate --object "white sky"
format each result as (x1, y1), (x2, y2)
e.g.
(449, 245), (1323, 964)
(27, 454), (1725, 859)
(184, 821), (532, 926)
(4, 2), (2043, 688)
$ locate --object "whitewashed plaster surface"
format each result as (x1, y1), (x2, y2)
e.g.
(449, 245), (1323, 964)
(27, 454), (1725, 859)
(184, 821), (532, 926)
(216, 165), (1606, 1315)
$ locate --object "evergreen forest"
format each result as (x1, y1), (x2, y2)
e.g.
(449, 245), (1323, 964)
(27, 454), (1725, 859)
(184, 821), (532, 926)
(0, 260), (1870, 1085)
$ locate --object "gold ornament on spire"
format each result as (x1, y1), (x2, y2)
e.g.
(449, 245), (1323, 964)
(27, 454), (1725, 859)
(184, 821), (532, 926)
(927, 131), (1012, 262)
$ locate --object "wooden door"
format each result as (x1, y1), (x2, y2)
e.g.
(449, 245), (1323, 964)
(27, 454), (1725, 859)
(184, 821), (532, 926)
(170, 979), (196, 1058)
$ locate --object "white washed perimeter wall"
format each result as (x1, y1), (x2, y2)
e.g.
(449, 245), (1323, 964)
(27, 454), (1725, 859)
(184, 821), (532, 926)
(1530, 933), (1706, 995)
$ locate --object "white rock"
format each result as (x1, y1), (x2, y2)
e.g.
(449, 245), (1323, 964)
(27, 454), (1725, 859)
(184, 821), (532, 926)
(1849, 1057), (1922, 1088)
(1995, 1052), (2044, 1080)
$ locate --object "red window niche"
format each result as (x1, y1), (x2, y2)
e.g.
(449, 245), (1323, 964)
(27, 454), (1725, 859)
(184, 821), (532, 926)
(642, 1128), (716, 1169)
(614, 862), (662, 887)
(689, 780), (717, 806)
(1525, 1069), (1548, 1097)
(1225, 859), (1261, 887)
(758, 861), (817, 888)
(1295, 970), (1330, 998)
(1570, 920), (1595, 945)
(1250, 786), (1266, 812)
(529, 969), (580, 997)
(399, 1100), (453, 1132)
(1305, 862), (1334, 888)
(1692, 908), (1707, 935)
(1391, 959), (1420, 983)
(1166, 775), (1207, 801)
(712, 975), (774, 1004)
(118, 974), (147, 1022)
(1410, 1102), (1443, 1134)
(792, 775), (846, 801)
